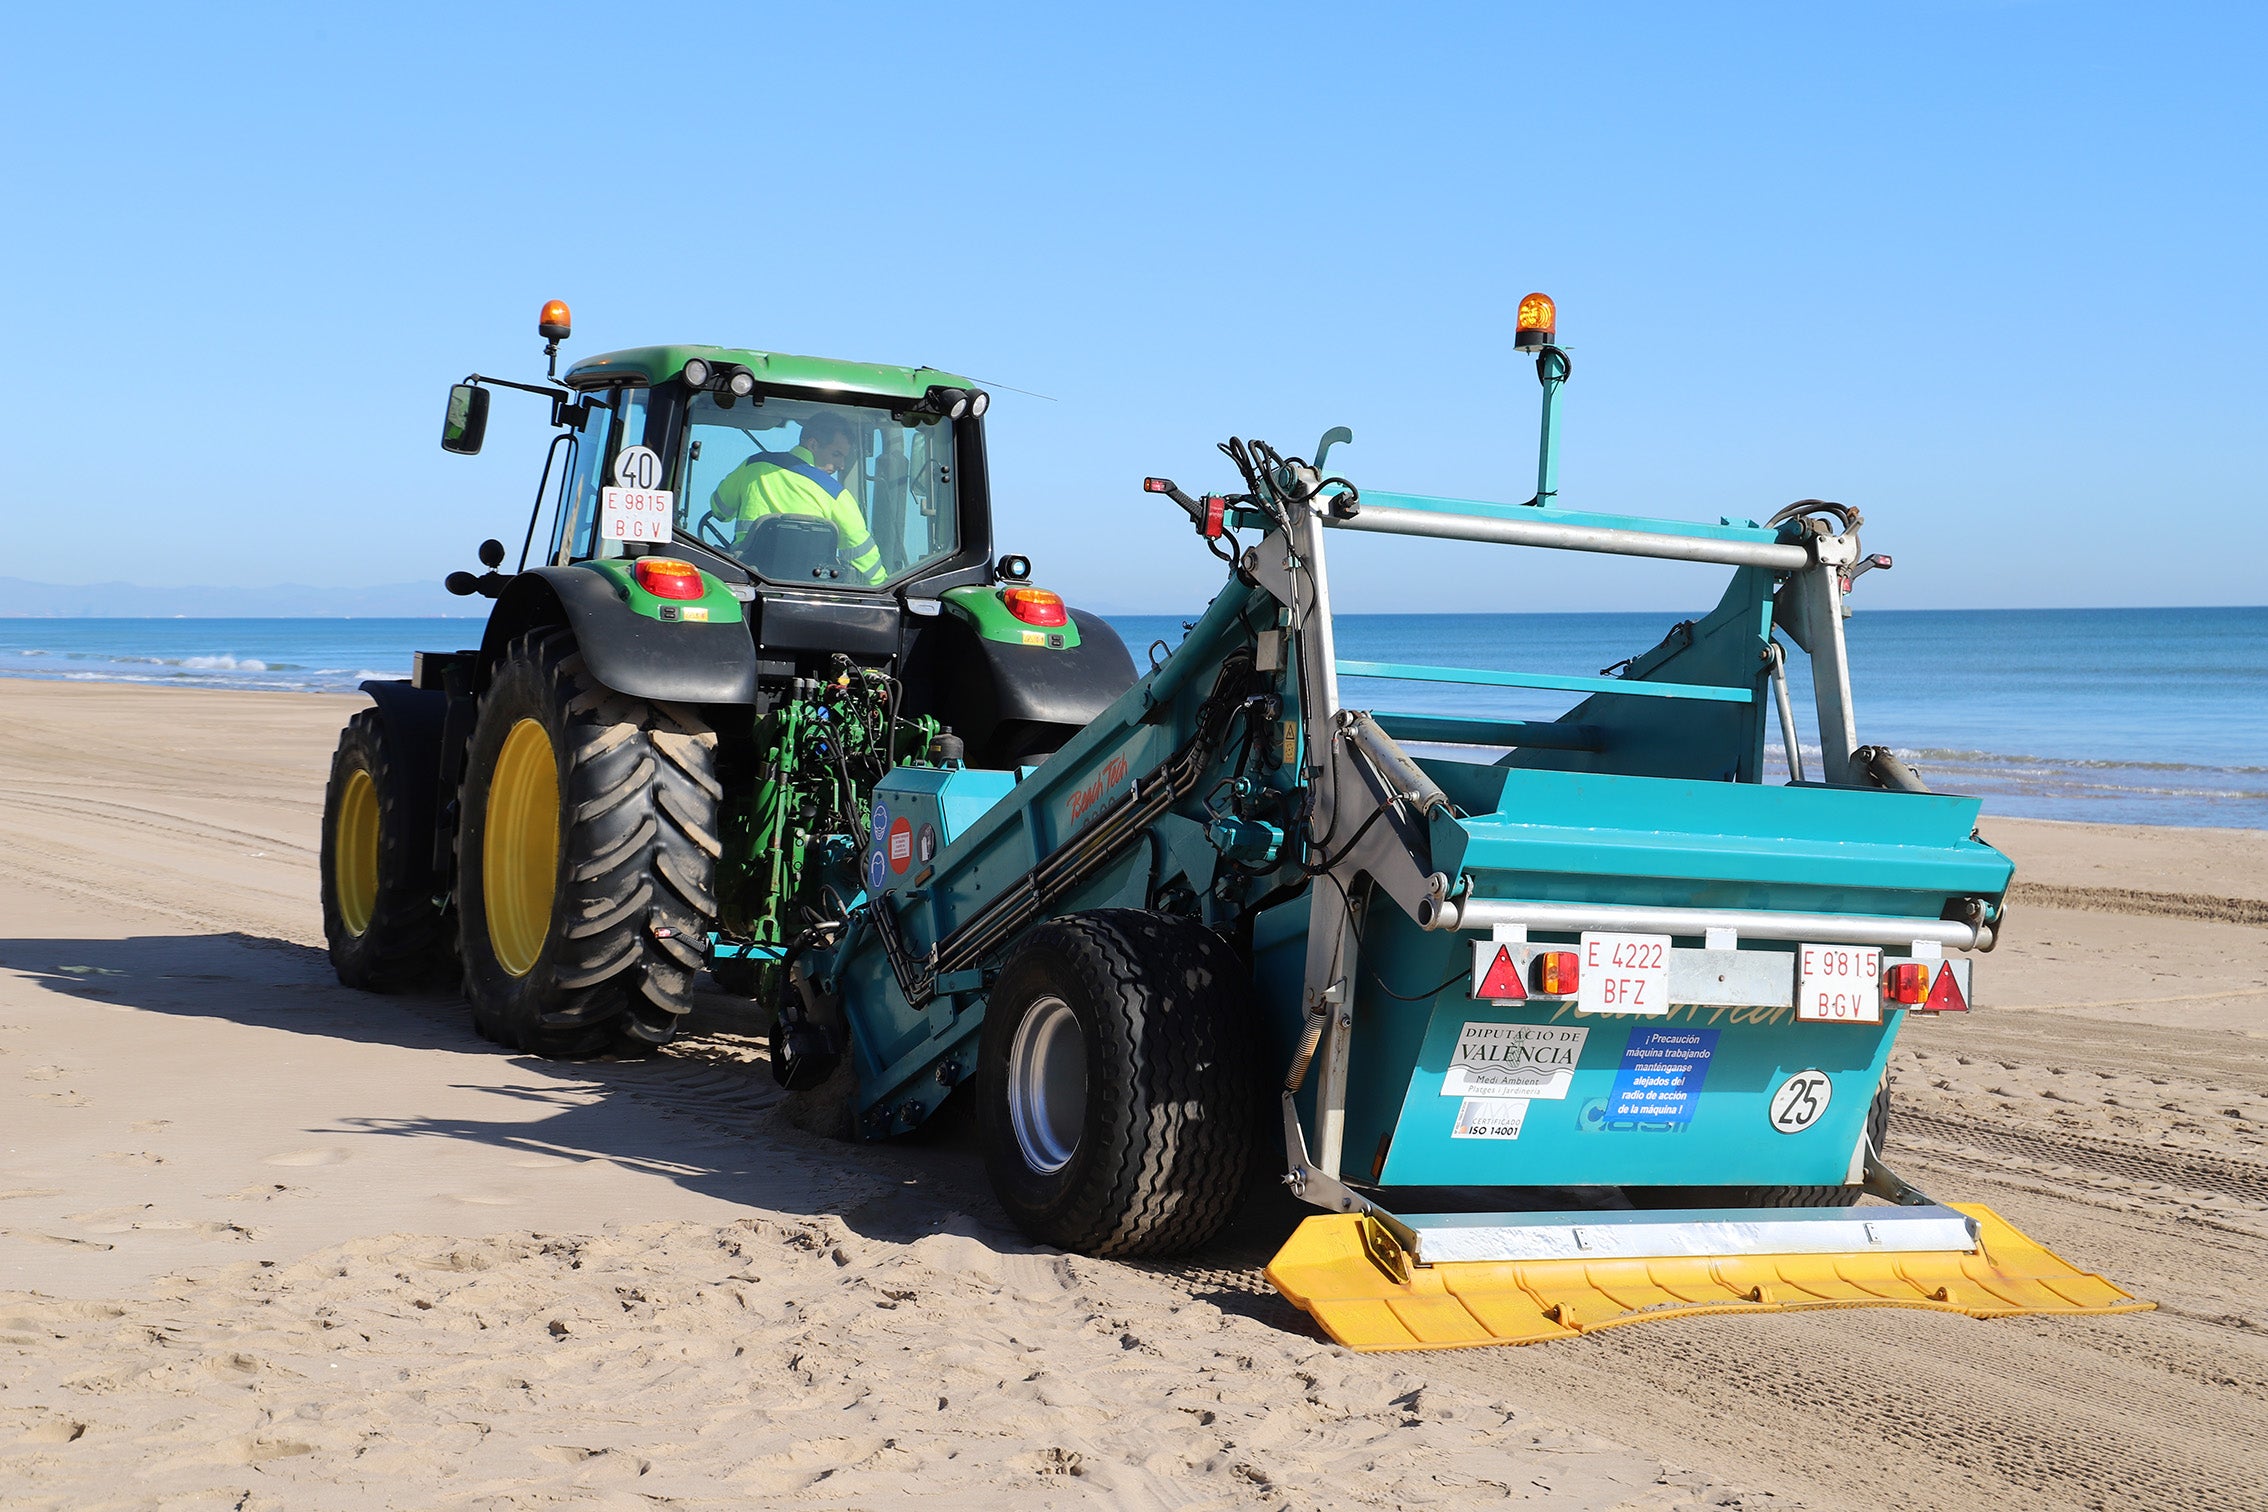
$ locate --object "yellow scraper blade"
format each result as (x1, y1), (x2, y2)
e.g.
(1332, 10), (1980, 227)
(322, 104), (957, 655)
(1264, 1204), (2151, 1353)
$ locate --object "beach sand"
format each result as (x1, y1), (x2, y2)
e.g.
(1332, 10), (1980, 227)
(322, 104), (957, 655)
(1, 678), (2261, 1509)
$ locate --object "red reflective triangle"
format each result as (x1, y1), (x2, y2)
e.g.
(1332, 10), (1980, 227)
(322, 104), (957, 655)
(1924, 963), (1968, 1013)
(1475, 944), (1527, 1001)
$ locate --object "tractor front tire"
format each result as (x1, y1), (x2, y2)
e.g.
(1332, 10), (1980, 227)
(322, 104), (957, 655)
(977, 910), (1260, 1258)
(456, 628), (719, 1057)
(320, 708), (451, 991)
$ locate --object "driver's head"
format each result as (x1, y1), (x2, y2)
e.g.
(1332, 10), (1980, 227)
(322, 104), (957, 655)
(799, 412), (858, 478)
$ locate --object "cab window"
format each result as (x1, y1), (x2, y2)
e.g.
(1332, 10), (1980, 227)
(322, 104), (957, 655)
(676, 394), (958, 587)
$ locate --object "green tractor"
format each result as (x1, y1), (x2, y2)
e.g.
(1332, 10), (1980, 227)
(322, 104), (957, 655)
(318, 301), (1136, 1057)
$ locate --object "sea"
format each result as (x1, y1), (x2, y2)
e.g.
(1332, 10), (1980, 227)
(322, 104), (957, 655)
(3, 607), (2262, 830)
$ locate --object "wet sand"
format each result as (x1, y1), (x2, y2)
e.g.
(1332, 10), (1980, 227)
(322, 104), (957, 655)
(2, 678), (2262, 1509)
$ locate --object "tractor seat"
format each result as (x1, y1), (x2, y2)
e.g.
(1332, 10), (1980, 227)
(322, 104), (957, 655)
(740, 514), (844, 582)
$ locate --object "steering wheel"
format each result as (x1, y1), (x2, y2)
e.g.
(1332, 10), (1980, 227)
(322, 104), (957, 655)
(697, 512), (739, 554)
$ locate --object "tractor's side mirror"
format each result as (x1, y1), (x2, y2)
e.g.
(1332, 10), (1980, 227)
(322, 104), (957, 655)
(441, 383), (490, 455)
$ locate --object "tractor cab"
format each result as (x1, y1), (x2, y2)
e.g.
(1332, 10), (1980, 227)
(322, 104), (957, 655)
(553, 344), (991, 598)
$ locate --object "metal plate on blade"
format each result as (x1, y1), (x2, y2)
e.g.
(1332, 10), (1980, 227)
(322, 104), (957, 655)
(1402, 1204), (1980, 1265)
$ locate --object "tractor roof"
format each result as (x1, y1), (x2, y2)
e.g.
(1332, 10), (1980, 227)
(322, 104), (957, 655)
(564, 344), (977, 400)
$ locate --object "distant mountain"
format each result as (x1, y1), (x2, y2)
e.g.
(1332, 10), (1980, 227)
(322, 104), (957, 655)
(0, 578), (485, 618)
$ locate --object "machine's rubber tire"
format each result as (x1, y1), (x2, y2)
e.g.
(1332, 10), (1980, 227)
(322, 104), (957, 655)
(1626, 1083), (1893, 1210)
(320, 707), (452, 991)
(977, 909), (1261, 1257)
(456, 628), (719, 1057)
(1734, 1081), (1893, 1207)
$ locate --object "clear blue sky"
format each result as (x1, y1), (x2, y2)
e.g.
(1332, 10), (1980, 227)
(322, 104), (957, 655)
(4, 3), (2261, 613)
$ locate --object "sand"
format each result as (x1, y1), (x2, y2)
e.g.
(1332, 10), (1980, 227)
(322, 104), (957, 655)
(1, 678), (2261, 1510)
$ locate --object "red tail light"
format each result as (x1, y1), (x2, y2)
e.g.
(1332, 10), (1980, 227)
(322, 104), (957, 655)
(1201, 495), (1226, 539)
(1532, 950), (1580, 996)
(1000, 587), (1067, 627)
(1884, 962), (1931, 1005)
(633, 557), (706, 600)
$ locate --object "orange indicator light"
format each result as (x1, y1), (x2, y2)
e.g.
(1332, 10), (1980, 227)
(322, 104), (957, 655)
(539, 299), (572, 340)
(1884, 962), (1931, 1005)
(1532, 949), (1580, 996)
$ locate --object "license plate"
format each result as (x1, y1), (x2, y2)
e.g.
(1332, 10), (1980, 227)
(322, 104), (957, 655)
(1577, 932), (1670, 1016)
(1798, 944), (1881, 1022)
(601, 486), (675, 543)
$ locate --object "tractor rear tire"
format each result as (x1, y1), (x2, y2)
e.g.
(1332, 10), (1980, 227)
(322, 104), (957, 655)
(456, 628), (719, 1057)
(977, 909), (1261, 1257)
(320, 708), (451, 991)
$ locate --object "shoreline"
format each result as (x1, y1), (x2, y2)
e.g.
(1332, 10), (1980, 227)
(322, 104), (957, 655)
(4, 674), (2262, 836)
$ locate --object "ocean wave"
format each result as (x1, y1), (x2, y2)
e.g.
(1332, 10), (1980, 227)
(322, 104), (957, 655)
(52, 652), (311, 674)
(1895, 745), (2268, 776)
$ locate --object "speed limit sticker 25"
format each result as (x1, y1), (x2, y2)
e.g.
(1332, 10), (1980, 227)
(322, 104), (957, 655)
(1768, 1069), (1833, 1133)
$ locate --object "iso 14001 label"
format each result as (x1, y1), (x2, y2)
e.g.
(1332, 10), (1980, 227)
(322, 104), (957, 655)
(1451, 1096), (1528, 1140)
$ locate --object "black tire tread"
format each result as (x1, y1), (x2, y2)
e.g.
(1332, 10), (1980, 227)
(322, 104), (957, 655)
(982, 909), (1260, 1258)
(320, 707), (451, 991)
(457, 628), (718, 1056)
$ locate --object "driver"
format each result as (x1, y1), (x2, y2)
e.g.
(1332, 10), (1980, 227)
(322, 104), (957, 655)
(706, 411), (886, 584)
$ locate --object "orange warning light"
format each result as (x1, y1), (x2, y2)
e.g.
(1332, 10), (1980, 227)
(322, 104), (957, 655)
(1532, 949), (1580, 996)
(539, 299), (572, 341)
(1515, 291), (1556, 349)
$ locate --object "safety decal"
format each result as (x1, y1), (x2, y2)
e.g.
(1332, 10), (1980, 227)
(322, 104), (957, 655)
(1768, 1068), (1833, 1133)
(1605, 1028), (1718, 1124)
(1470, 941), (1526, 1002)
(1451, 1096), (1528, 1140)
(917, 823), (937, 864)
(866, 849), (887, 894)
(1440, 1023), (1587, 1100)
(871, 805), (890, 841)
(887, 816), (914, 875)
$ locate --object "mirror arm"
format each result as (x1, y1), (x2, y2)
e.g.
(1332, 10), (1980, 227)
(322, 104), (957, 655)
(462, 373), (581, 427)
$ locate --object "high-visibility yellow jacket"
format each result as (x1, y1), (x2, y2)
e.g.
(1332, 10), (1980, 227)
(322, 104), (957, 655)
(709, 445), (885, 584)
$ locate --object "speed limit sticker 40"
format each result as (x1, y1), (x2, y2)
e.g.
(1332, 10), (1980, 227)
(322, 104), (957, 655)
(1768, 1069), (1833, 1133)
(1798, 944), (1881, 1023)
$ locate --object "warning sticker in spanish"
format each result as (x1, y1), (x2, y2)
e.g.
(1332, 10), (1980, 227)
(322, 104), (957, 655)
(1605, 1027), (1719, 1123)
(1441, 1023), (1589, 1099)
(1451, 1096), (1528, 1140)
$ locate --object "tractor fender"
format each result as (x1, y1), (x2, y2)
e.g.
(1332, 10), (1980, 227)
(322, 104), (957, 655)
(355, 677), (449, 848)
(906, 608), (1137, 763)
(478, 565), (757, 705)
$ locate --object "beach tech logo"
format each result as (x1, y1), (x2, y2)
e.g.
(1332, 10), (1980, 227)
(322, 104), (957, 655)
(1059, 738), (1138, 833)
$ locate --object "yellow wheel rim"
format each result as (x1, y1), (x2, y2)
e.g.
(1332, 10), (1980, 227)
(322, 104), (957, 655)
(484, 718), (559, 978)
(335, 767), (379, 937)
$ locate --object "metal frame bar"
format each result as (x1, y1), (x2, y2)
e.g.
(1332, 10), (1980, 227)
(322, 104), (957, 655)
(1328, 501), (1814, 571)
(1425, 894), (1990, 950)
(1339, 658), (1753, 705)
